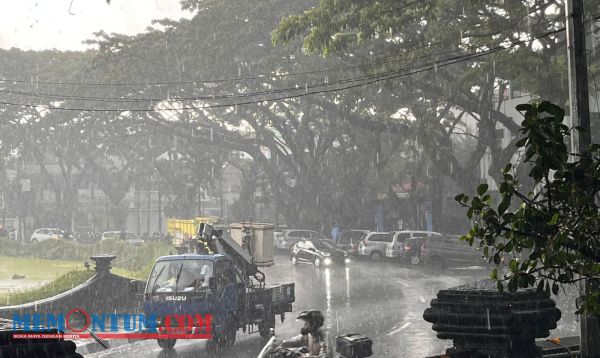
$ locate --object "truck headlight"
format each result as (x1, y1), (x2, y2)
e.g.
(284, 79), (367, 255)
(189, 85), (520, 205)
(324, 258), (332, 266)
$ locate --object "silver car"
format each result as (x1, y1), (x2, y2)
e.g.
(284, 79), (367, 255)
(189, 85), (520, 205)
(385, 231), (443, 265)
(358, 232), (393, 260)
(275, 230), (328, 250)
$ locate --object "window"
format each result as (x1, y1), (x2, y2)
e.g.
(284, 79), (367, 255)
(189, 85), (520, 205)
(312, 232), (328, 240)
(314, 239), (334, 250)
(395, 233), (411, 243)
(146, 259), (213, 294)
(304, 240), (316, 250)
(370, 233), (392, 242)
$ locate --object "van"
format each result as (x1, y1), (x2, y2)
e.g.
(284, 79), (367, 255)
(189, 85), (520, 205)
(385, 231), (443, 265)
(357, 232), (393, 260)
(421, 235), (485, 269)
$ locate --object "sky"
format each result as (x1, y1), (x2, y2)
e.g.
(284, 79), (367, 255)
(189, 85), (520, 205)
(0, 0), (194, 51)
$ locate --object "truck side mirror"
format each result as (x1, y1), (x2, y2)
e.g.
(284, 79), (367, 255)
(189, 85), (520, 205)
(130, 280), (140, 294)
(209, 277), (217, 293)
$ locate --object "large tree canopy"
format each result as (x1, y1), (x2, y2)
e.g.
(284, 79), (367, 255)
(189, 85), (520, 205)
(273, 0), (600, 194)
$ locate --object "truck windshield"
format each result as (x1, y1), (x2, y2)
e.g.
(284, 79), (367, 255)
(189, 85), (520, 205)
(146, 259), (213, 294)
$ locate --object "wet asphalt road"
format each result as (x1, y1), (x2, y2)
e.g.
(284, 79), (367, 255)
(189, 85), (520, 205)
(81, 255), (495, 358)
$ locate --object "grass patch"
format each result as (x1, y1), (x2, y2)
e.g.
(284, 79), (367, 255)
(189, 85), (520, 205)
(0, 239), (174, 306)
(0, 270), (94, 306)
(0, 256), (84, 280)
(0, 238), (174, 272)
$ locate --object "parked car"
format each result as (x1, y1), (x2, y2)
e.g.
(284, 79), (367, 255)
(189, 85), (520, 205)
(275, 230), (329, 250)
(337, 230), (369, 256)
(101, 231), (144, 245)
(290, 238), (349, 267)
(30, 228), (64, 242)
(421, 234), (486, 269)
(358, 232), (394, 260)
(385, 231), (443, 265)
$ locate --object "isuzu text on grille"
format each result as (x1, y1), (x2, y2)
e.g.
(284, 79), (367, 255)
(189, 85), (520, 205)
(11, 308), (212, 340)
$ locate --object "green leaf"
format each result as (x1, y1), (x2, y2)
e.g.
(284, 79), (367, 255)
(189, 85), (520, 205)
(516, 104), (531, 112)
(494, 254), (500, 265)
(552, 282), (559, 295)
(455, 193), (465, 203)
(519, 275), (529, 288)
(537, 280), (545, 292)
(491, 267), (498, 280)
(515, 137), (528, 148)
(549, 213), (559, 225)
(497, 281), (504, 292)
(477, 183), (489, 196)
(509, 259), (518, 273)
(508, 277), (518, 292)
(498, 199), (509, 216)
(539, 101), (565, 120)
(467, 207), (474, 220)
(502, 163), (512, 174)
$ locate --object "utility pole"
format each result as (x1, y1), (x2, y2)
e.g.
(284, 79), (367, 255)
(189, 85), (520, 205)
(136, 188), (141, 235)
(158, 191), (162, 233)
(566, 0), (592, 153)
(147, 190), (151, 235)
(565, 0), (596, 356)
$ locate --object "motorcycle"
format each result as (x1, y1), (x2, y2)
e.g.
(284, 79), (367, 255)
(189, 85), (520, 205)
(257, 336), (307, 358)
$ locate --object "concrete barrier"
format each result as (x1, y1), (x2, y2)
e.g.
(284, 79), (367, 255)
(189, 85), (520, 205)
(0, 255), (144, 320)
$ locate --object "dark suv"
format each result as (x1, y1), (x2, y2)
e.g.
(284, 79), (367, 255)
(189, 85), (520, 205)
(421, 235), (486, 269)
(337, 230), (369, 256)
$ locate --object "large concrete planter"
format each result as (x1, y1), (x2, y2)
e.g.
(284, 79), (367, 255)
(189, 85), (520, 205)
(423, 279), (561, 358)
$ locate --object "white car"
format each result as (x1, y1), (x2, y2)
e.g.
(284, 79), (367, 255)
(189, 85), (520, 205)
(31, 228), (64, 242)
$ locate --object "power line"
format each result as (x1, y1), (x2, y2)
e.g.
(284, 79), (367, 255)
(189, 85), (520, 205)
(0, 46), (512, 112)
(0, 48), (497, 103)
(0, 24), (576, 113)
(0, 42), (449, 88)
(0, 21), (570, 106)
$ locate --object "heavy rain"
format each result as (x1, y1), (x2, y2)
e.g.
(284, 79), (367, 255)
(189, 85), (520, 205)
(0, 1), (599, 357)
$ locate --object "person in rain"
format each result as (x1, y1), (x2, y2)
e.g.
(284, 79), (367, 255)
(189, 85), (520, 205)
(183, 262), (212, 291)
(280, 310), (327, 357)
(331, 223), (341, 244)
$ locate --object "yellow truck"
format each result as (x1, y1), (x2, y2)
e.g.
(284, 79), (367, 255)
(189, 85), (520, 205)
(166, 216), (221, 250)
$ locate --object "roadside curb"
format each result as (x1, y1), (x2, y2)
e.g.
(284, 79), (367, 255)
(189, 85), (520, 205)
(76, 338), (139, 356)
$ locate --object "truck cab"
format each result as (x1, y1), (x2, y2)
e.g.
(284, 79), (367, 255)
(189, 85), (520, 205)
(142, 250), (294, 350)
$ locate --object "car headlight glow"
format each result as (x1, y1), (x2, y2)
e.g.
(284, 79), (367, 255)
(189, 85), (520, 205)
(345, 258), (351, 264)
(323, 258), (332, 266)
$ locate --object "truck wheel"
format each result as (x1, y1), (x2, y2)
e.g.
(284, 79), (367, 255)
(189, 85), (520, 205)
(157, 338), (176, 349)
(411, 255), (421, 265)
(259, 312), (275, 339)
(223, 318), (237, 347)
(370, 251), (382, 260)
